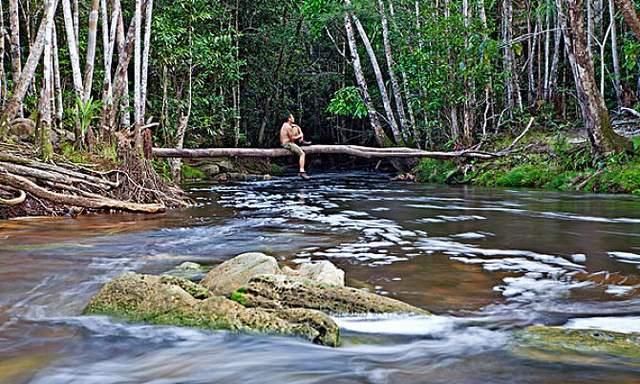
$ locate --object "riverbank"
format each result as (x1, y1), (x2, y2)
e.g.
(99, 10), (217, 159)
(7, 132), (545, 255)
(416, 133), (640, 195)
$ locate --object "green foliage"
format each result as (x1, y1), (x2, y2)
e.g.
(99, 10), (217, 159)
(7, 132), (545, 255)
(327, 87), (368, 119)
(153, 159), (173, 182)
(494, 164), (554, 188)
(181, 164), (206, 180)
(72, 97), (102, 137)
(415, 159), (457, 184)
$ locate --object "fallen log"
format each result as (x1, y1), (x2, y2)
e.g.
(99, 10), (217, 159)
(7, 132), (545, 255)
(0, 171), (166, 213)
(152, 145), (499, 160)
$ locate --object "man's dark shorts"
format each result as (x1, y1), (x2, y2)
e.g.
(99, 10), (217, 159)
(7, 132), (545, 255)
(282, 142), (304, 156)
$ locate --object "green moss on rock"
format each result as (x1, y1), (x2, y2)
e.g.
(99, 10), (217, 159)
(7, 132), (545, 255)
(515, 326), (640, 360)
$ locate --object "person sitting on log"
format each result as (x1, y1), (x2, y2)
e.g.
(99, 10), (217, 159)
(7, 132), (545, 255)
(280, 113), (311, 180)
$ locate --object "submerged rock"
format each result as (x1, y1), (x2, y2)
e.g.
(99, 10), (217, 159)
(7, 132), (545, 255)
(237, 274), (428, 315)
(84, 272), (340, 346)
(201, 252), (281, 296)
(162, 261), (210, 282)
(515, 326), (640, 360)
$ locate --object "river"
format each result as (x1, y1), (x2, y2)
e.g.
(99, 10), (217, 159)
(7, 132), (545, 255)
(1, 172), (639, 383)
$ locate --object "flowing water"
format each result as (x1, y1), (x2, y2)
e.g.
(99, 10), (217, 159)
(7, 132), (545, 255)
(1, 172), (640, 383)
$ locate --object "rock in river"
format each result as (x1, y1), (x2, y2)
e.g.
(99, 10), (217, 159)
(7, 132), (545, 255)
(84, 272), (339, 347)
(235, 274), (428, 315)
(514, 325), (640, 361)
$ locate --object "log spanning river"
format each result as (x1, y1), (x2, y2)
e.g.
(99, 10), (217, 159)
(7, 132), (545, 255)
(1, 172), (639, 383)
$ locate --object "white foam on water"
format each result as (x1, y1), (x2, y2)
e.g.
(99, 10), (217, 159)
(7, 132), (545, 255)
(609, 252), (640, 264)
(605, 285), (637, 296)
(452, 232), (492, 240)
(564, 316), (640, 334)
(334, 314), (455, 336)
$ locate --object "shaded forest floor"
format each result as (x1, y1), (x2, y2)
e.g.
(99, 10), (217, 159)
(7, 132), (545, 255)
(416, 131), (640, 195)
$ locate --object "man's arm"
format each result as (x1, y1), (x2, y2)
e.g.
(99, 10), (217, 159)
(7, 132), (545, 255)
(290, 124), (303, 140)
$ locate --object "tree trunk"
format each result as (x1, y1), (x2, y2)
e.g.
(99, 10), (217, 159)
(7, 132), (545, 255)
(378, 0), (410, 144)
(62, 0), (84, 98)
(557, 0), (630, 154)
(140, 0), (154, 119)
(83, 0), (100, 103)
(609, 0), (622, 106)
(0, 1), (6, 107)
(548, 11), (562, 100)
(170, 70), (192, 183)
(133, 0), (143, 145)
(101, 0), (121, 134)
(117, 8), (131, 128)
(348, 5), (403, 145)
(52, 26), (63, 123)
(109, 3), (142, 130)
(343, 13), (388, 147)
(502, 0), (523, 113)
(1, 0), (60, 129)
(615, 0), (640, 40)
(8, 0), (22, 116)
(38, 2), (54, 162)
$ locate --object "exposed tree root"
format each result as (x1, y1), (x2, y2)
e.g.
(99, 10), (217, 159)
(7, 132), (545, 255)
(0, 140), (191, 219)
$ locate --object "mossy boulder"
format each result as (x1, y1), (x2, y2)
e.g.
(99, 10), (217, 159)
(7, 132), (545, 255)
(84, 272), (340, 346)
(239, 274), (429, 315)
(514, 325), (640, 360)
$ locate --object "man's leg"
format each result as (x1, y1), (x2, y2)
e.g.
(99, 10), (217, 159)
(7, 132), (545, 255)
(283, 143), (310, 179)
(299, 152), (305, 173)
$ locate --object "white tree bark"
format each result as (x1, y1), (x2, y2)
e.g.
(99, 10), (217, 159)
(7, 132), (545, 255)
(140, 0), (154, 118)
(133, 0), (142, 130)
(83, 0), (100, 102)
(347, 1), (402, 145)
(609, 0), (623, 106)
(1, 0), (60, 125)
(343, 13), (387, 147)
(378, 0), (409, 144)
(62, 0), (84, 98)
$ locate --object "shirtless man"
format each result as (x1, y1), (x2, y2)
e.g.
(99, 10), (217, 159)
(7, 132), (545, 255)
(280, 114), (311, 180)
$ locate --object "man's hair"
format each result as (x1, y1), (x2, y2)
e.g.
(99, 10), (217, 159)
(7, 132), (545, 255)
(283, 112), (293, 122)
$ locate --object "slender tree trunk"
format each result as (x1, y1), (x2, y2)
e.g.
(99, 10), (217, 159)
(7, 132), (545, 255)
(502, 0), (523, 114)
(73, 0), (79, 45)
(38, 2), (54, 162)
(8, 0), (22, 116)
(170, 70), (192, 182)
(133, 0), (143, 147)
(1, 0), (60, 131)
(62, 0), (84, 98)
(347, 0), (403, 145)
(110, 3), (143, 130)
(344, 13), (387, 147)
(557, 0), (629, 154)
(52, 26), (63, 124)
(548, 11), (562, 100)
(609, 0), (622, 106)
(140, 0), (154, 120)
(0, 1), (6, 107)
(378, 0), (409, 144)
(83, 0), (100, 103)
(117, 8), (131, 128)
(101, 0), (121, 134)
